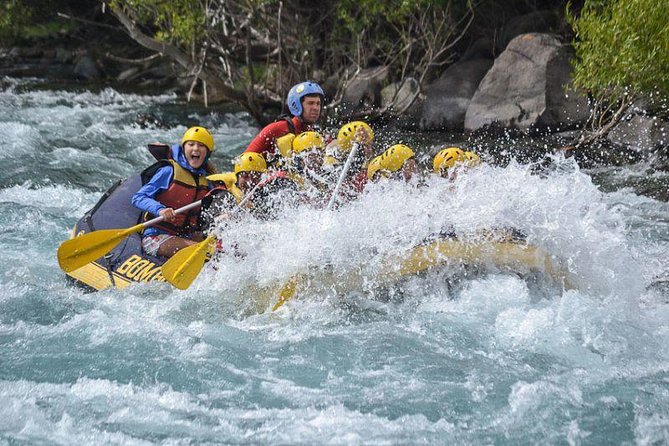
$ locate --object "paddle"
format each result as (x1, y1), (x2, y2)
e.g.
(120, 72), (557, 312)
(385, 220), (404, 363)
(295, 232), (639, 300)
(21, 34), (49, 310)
(326, 141), (360, 211)
(272, 142), (362, 311)
(57, 200), (203, 273)
(160, 180), (262, 289)
(271, 273), (304, 311)
(160, 235), (217, 290)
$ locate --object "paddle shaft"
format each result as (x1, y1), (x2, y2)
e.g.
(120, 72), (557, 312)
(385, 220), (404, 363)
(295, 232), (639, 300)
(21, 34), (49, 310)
(58, 199), (206, 273)
(326, 142), (360, 211)
(237, 181), (263, 208)
(142, 200), (202, 228)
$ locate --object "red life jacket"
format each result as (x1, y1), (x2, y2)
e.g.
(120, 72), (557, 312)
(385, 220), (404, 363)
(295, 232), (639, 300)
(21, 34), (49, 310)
(148, 159), (210, 235)
(244, 117), (310, 156)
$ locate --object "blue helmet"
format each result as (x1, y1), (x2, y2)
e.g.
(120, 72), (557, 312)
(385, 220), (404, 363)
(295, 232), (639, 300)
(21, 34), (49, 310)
(286, 81), (324, 117)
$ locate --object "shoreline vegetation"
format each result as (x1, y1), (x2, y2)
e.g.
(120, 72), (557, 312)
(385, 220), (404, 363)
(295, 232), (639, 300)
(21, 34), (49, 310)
(1, 0), (667, 167)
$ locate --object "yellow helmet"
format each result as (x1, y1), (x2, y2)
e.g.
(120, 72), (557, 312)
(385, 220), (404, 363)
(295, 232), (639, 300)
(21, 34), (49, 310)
(206, 172), (237, 190)
(181, 126), (214, 152)
(433, 147), (465, 172)
(234, 152), (267, 174)
(206, 172), (244, 201)
(336, 121), (374, 152)
(379, 144), (415, 173)
(292, 131), (325, 154)
(463, 151), (481, 167)
(367, 156), (383, 180)
(275, 133), (295, 158)
(323, 155), (340, 166)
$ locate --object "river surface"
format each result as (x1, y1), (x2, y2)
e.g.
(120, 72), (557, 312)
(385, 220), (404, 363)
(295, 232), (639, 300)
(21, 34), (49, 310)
(1, 77), (668, 445)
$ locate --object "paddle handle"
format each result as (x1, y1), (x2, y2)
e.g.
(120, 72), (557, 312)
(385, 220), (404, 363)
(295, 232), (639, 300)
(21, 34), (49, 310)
(141, 200), (203, 228)
(326, 141), (360, 211)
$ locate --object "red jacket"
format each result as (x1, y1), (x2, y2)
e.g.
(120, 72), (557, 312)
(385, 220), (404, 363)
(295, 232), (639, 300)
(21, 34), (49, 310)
(244, 117), (312, 156)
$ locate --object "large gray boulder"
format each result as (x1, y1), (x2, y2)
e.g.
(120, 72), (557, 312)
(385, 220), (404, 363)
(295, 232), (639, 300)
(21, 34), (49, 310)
(465, 33), (589, 132)
(380, 77), (420, 115)
(607, 115), (669, 154)
(420, 58), (493, 130)
(340, 66), (389, 113)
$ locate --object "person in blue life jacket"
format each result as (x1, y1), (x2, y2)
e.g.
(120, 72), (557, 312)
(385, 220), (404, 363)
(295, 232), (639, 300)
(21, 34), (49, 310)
(132, 126), (217, 258)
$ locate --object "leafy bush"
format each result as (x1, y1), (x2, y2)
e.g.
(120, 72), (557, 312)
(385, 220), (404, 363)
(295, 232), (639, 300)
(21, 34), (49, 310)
(0, 0), (34, 45)
(569, 0), (669, 102)
(0, 0), (86, 46)
(112, 0), (206, 46)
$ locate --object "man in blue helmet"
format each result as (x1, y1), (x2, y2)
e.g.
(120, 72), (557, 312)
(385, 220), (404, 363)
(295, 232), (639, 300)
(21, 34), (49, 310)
(243, 81), (324, 162)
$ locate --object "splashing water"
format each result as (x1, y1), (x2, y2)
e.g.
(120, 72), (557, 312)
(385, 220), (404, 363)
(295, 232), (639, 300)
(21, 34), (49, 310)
(1, 78), (668, 444)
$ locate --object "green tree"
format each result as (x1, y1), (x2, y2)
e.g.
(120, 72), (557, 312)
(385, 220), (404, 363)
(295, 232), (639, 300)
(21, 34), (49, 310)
(1, 0), (35, 44)
(568, 0), (669, 145)
(110, 0), (205, 46)
(106, 0), (474, 123)
(0, 0), (94, 46)
(570, 0), (669, 100)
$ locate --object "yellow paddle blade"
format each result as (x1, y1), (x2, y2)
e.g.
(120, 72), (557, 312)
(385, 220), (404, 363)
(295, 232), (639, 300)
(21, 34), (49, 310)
(161, 236), (216, 290)
(57, 223), (144, 273)
(272, 273), (303, 311)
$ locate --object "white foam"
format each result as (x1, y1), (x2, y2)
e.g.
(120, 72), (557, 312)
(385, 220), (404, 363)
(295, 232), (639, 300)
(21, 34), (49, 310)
(206, 157), (649, 308)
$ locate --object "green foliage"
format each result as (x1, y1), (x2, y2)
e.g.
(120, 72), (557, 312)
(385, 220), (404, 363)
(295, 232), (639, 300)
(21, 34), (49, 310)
(569, 0), (669, 101)
(113, 0), (206, 46)
(336, 0), (428, 31)
(0, 0), (34, 44)
(335, 0), (463, 39)
(0, 0), (82, 46)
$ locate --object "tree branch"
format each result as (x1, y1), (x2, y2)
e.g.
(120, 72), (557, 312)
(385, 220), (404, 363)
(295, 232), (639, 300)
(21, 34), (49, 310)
(107, 2), (248, 104)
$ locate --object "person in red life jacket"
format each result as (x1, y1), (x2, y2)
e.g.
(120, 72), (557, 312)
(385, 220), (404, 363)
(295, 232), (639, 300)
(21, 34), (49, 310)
(248, 132), (332, 214)
(238, 138), (320, 220)
(326, 121), (375, 166)
(132, 126), (216, 258)
(293, 131), (333, 205)
(244, 81), (324, 164)
(250, 170), (302, 220)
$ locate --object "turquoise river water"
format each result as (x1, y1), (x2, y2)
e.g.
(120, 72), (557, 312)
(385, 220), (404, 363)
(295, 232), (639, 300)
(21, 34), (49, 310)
(1, 77), (669, 445)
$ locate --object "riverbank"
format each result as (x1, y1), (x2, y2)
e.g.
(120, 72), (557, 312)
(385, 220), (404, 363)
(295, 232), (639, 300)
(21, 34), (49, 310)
(2, 8), (667, 183)
(0, 30), (183, 96)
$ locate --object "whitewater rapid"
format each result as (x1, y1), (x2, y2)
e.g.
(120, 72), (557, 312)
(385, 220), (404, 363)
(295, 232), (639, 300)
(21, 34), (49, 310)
(1, 78), (668, 444)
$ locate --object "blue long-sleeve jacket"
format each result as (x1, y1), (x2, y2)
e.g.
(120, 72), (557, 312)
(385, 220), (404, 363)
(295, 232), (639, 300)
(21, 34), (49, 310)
(132, 144), (209, 237)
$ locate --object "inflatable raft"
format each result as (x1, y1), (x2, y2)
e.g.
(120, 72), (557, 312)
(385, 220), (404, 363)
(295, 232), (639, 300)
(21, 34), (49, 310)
(63, 143), (240, 291)
(65, 174), (169, 291)
(62, 145), (573, 297)
(250, 230), (575, 312)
